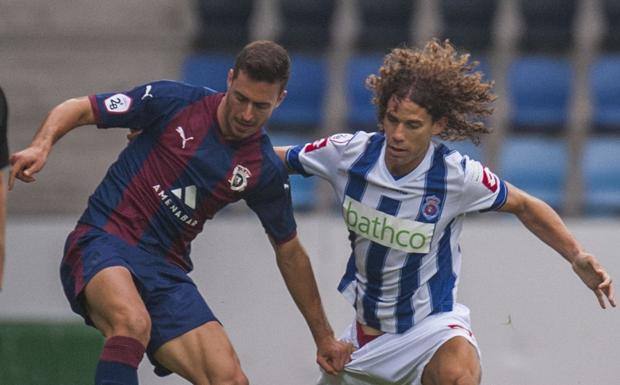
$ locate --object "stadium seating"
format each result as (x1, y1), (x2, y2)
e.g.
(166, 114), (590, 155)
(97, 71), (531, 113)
(507, 56), (573, 134)
(268, 54), (327, 133)
(345, 54), (384, 132)
(193, 0), (254, 52)
(600, 0), (620, 51)
(582, 136), (620, 214)
(439, 0), (499, 52)
(356, 0), (415, 52)
(499, 136), (568, 210)
(181, 53), (235, 92)
(589, 55), (620, 133)
(277, 0), (335, 53)
(517, 0), (577, 53)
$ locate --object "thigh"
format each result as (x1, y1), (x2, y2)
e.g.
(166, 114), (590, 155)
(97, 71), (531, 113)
(154, 321), (246, 385)
(421, 336), (481, 385)
(84, 265), (151, 345)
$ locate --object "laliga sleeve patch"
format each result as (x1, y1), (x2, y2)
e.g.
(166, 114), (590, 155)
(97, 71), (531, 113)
(104, 93), (132, 114)
(303, 137), (328, 153)
(329, 133), (354, 144)
(481, 166), (499, 192)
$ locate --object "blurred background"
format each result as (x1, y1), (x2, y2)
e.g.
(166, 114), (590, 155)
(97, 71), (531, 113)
(0, 0), (619, 384)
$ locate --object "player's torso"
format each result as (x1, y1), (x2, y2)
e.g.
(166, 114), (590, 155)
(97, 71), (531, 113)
(83, 92), (274, 267)
(334, 135), (466, 332)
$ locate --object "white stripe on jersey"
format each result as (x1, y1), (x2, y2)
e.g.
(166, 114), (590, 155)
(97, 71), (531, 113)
(287, 131), (507, 333)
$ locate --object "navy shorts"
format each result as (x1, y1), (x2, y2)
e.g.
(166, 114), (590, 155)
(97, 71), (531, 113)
(60, 223), (218, 376)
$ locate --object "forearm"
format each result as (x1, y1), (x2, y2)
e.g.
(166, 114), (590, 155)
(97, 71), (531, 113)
(513, 195), (582, 263)
(30, 97), (94, 152)
(276, 243), (334, 344)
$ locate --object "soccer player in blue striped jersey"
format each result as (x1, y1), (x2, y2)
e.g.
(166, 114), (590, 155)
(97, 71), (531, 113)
(9, 40), (352, 385)
(277, 40), (615, 385)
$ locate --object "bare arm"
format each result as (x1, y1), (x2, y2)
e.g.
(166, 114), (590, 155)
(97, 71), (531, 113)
(499, 182), (615, 308)
(271, 235), (353, 374)
(9, 97), (94, 190)
(274, 146), (297, 173)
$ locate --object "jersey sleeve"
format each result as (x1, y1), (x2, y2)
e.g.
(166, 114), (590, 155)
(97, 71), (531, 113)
(285, 133), (355, 179)
(245, 164), (297, 244)
(459, 156), (508, 213)
(88, 80), (200, 132)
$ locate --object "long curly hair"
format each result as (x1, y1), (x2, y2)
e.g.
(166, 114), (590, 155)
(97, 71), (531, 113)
(366, 39), (496, 144)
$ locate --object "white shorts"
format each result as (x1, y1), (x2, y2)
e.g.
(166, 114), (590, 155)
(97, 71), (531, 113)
(317, 303), (480, 385)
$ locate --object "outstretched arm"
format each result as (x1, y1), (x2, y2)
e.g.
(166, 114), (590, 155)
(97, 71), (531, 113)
(499, 182), (616, 309)
(9, 97), (94, 189)
(274, 145), (295, 173)
(271, 235), (353, 374)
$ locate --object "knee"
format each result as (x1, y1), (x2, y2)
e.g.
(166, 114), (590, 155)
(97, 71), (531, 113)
(110, 308), (152, 344)
(207, 368), (248, 385)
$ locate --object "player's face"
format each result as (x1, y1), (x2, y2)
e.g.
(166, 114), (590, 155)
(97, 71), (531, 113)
(382, 97), (445, 177)
(219, 69), (286, 141)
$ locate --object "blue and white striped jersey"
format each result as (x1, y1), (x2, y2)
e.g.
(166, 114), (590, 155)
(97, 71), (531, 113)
(286, 131), (508, 333)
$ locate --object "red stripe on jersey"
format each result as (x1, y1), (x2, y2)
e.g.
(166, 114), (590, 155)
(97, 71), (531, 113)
(63, 223), (94, 296)
(103, 94), (223, 250)
(164, 127), (265, 263)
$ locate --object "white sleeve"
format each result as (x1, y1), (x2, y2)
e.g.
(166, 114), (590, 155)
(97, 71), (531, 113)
(459, 156), (508, 213)
(285, 133), (355, 180)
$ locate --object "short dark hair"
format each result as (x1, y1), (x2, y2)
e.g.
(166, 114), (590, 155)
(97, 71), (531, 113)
(233, 40), (291, 89)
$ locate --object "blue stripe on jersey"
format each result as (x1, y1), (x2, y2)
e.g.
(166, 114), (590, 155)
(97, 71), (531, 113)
(362, 196), (401, 330)
(338, 252), (357, 294)
(343, 133), (384, 200)
(429, 219), (456, 314)
(338, 231), (359, 294)
(414, 143), (455, 316)
(481, 179), (508, 212)
(286, 145), (312, 177)
(416, 143), (450, 223)
(395, 252), (423, 333)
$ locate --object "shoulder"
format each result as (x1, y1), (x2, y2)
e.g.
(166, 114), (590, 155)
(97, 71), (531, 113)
(144, 80), (217, 102)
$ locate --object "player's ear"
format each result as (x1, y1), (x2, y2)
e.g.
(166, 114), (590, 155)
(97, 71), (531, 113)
(432, 116), (447, 135)
(226, 69), (234, 89)
(275, 89), (287, 108)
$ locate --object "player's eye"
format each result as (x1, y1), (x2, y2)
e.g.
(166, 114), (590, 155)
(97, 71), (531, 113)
(386, 114), (398, 123)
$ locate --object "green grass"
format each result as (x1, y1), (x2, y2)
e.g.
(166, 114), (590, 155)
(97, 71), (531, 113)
(0, 321), (103, 385)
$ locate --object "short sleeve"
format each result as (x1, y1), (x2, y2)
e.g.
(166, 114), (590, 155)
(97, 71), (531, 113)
(245, 165), (297, 244)
(285, 133), (355, 179)
(89, 80), (206, 133)
(460, 156), (508, 213)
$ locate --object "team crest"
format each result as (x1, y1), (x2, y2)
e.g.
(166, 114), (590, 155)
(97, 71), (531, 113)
(421, 195), (442, 220)
(228, 164), (252, 192)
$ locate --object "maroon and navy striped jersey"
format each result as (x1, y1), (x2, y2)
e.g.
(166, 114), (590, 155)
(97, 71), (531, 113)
(79, 80), (297, 271)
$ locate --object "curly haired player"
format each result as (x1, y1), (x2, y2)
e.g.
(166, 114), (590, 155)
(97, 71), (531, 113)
(277, 39), (615, 385)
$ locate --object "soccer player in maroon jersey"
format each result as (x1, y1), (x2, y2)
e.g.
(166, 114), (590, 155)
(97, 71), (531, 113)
(10, 40), (352, 385)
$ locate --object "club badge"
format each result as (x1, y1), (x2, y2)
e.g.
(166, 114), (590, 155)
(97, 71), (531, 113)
(228, 164), (252, 192)
(422, 195), (442, 220)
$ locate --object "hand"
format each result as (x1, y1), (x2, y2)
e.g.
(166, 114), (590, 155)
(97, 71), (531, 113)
(316, 336), (355, 375)
(127, 129), (143, 142)
(9, 146), (48, 190)
(572, 252), (616, 309)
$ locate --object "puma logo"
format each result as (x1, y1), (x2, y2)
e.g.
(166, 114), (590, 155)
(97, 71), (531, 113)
(141, 85), (153, 100)
(176, 126), (195, 149)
